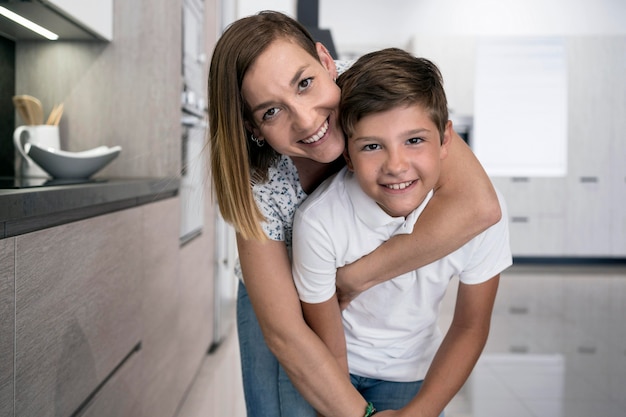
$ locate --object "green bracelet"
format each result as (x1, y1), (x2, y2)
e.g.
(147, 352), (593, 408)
(364, 402), (377, 417)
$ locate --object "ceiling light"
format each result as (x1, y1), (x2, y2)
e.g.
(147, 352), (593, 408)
(0, 6), (59, 40)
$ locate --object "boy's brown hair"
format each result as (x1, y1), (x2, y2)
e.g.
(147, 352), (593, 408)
(338, 48), (448, 143)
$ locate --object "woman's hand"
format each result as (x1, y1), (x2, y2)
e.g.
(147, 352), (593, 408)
(335, 262), (362, 309)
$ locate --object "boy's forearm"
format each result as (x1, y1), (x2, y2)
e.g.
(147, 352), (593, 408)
(400, 320), (489, 417)
(399, 277), (500, 417)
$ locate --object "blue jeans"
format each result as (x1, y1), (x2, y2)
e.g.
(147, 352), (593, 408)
(237, 281), (316, 417)
(350, 375), (444, 416)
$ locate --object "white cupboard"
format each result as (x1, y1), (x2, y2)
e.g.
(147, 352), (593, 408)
(415, 35), (626, 259)
(44, 0), (113, 40)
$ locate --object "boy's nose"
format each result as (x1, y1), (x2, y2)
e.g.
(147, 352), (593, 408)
(384, 150), (409, 175)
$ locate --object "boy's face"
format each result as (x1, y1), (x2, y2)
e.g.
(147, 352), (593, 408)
(344, 104), (451, 218)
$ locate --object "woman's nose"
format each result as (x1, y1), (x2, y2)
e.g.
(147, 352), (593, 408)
(291, 102), (317, 131)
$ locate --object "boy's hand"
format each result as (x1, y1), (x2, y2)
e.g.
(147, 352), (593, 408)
(374, 410), (402, 416)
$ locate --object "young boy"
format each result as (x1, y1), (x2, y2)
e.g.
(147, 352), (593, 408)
(291, 48), (512, 415)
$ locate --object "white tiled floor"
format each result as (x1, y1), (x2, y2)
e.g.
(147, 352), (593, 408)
(177, 267), (626, 417)
(443, 267), (626, 417)
(176, 329), (246, 417)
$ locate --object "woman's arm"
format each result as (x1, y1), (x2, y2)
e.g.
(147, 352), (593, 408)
(396, 276), (500, 417)
(301, 296), (350, 375)
(237, 234), (367, 417)
(336, 131), (500, 306)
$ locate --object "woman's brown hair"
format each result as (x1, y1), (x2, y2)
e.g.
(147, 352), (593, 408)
(208, 11), (319, 240)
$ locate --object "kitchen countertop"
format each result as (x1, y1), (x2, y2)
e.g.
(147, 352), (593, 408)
(0, 177), (179, 239)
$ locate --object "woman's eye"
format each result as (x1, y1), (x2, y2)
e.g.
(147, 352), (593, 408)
(262, 107), (280, 120)
(298, 77), (313, 92)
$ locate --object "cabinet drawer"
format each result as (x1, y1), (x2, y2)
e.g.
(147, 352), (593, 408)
(508, 215), (566, 256)
(80, 343), (143, 417)
(14, 208), (143, 417)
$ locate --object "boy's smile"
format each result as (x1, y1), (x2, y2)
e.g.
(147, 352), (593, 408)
(344, 104), (451, 218)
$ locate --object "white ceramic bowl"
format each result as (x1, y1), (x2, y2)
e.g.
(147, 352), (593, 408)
(27, 143), (122, 179)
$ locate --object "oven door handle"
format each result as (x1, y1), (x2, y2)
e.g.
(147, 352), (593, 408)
(181, 115), (207, 128)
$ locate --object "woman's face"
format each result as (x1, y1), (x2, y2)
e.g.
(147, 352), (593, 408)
(241, 38), (344, 163)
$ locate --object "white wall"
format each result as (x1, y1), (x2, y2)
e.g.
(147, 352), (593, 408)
(231, 0), (626, 54)
(224, 0), (295, 26)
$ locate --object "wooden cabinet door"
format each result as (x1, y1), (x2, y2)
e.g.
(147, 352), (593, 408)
(0, 238), (15, 417)
(14, 208), (142, 417)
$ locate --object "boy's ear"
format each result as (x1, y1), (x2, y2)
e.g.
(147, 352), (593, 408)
(440, 120), (453, 160)
(343, 148), (354, 171)
(316, 42), (338, 81)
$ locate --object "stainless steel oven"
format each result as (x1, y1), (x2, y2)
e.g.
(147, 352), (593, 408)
(180, 0), (207, 243)
(181, 0), (237, 351)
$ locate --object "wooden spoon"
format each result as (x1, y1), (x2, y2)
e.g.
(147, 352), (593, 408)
(46, 103), (64, 126)
(13, 95), (44, 125)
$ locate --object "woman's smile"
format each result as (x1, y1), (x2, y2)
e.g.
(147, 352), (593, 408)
(241, 39), (344, 163)
(300, 119), (329, 144)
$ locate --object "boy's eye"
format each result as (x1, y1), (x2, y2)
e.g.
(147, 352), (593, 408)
(407, 137), (424, 145)
(262, 107), (280, 120)
(363, 143), (381, 151)
(298, 77), (313, 92)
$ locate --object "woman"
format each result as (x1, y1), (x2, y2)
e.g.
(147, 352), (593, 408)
(208, 11), (500, 417)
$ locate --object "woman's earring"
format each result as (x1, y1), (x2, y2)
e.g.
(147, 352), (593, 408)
(250, 133), (265, 147)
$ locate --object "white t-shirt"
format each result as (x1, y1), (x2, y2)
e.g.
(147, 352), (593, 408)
(292, 167), (512, 382)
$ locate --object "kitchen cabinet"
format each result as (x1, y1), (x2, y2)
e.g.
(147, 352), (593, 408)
(0, 238), (14, 417)
(0, 0), (112, 41)
(45, 0), (113, 40)
(0, 194), (216, 417)
(412, 35), (626, 260)
(14, 207), (143, 416)
(565, 39), (614, 256)
(492, 177), (567, 256)
(137, 197), (196, 417)
(79, 344), (143, 417)
(491, 37), (626, 260)
(610, 49), (626, 257)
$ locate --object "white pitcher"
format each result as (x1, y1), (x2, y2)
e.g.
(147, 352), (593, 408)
(14, 125), (60, 178)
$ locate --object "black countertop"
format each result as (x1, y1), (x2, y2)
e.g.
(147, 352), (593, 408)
(0, 177), (179, 239)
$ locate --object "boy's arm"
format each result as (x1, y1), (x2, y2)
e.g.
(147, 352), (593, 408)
(398, 276), (500, 417)
(301, 295), (350, 375)
(336, 131), (501, 307)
